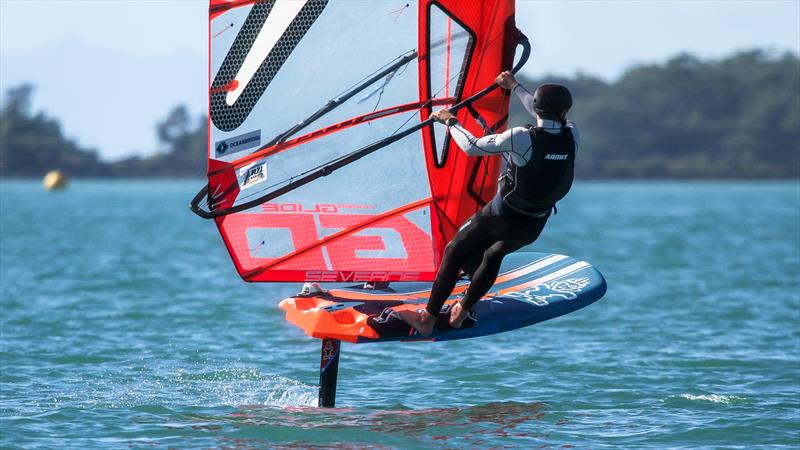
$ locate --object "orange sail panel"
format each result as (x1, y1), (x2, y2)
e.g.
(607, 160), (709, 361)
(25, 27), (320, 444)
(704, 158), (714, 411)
(204, 0), (518, 282)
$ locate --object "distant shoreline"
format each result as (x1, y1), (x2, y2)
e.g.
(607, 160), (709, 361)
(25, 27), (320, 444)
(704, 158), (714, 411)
(2, 49), (798, 180)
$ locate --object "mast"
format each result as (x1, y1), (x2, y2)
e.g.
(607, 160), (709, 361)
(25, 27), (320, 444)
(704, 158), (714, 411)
(318, 338), (341, 407)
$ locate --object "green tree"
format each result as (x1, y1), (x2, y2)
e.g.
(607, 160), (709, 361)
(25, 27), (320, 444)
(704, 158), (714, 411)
(0, 84), (103, 177)
(110, 105), (207, 177)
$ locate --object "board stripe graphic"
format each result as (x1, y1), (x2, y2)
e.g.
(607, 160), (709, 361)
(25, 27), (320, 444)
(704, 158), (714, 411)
(497, 261), (592, 296)
(327, 253), (569, 300)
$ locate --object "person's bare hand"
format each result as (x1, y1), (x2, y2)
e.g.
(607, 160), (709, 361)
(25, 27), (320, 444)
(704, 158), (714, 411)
(496, 70), (518, 90)
(430, 108), (455, 124)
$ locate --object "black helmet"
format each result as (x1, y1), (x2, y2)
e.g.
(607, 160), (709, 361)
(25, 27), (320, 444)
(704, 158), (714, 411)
(532, 84), (573, 120)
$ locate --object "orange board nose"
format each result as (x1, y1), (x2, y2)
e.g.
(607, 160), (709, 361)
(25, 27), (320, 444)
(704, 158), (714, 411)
(279, 297), (379, 343)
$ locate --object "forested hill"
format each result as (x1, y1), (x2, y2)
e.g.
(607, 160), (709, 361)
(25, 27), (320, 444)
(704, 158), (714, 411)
(513, 50), (799, 179)
(1, 49), (798, 179)
(0, 85), (206, 178)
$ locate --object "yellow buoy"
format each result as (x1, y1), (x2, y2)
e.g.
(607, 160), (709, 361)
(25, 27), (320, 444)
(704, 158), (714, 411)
(43, 170), (68, 191)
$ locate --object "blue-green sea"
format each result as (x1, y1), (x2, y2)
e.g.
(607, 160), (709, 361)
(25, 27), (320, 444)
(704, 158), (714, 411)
(1, 180), (798, 449)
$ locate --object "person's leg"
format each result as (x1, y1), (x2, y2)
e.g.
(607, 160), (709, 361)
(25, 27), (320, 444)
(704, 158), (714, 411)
(461, 240), (523, 310)
(448, 240), (522, 327)
(460, 254), (482, 280)
(397, 213), (494, 335)
(450, 212), (551, 328)
(425, 235), (485, 316)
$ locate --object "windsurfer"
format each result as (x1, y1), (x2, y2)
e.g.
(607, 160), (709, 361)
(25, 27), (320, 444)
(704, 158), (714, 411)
(398, 71), (579, 336)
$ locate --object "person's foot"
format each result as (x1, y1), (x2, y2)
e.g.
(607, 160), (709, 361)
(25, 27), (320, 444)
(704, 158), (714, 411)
(449, 301), (469, 328)
(397, 309), (436, 336)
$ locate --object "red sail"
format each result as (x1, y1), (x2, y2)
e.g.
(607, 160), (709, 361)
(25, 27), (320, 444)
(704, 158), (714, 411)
(203, 0), (519, 282)
(417, 0), (518, 264)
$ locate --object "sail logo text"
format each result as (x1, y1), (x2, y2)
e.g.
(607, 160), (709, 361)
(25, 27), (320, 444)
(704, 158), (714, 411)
(261, 203), (372, 213)
(305, 271), (421, 282)
(240, 162), (267, 188)
(216, 129), (261, 156)
(228, 210), (435, 281)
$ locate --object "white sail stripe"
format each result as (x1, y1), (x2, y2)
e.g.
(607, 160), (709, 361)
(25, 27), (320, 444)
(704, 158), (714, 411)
(227, 0), (309, 106)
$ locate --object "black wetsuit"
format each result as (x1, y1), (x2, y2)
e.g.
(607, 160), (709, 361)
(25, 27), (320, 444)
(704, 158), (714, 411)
(426, 125), (576, 316)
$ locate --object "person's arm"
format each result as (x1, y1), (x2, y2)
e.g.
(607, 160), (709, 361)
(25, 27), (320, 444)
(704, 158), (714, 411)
(448, 122), (513, 157)
(513, 84), (538, 118)
(442, 118), (532, 165)
(429, 108), (532, 165)
(496, 71), (538, 119)
(566, 121), (580, 150)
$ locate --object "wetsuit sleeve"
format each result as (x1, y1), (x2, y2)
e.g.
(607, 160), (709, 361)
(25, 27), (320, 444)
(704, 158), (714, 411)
(513, 84), (538, 118)
(566, 121), (581, 150)
(447, 123), (532, 165)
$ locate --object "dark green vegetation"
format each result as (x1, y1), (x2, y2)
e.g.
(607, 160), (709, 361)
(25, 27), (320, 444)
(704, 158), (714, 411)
(0, 85), (107, 177)
(0, 86), (207, 178)
(513, 50), (799, 179)
(111, 105), (207, 178)
(1, 49), (797, 179)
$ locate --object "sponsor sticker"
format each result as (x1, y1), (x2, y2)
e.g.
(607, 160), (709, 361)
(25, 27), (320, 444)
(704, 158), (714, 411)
(215, 129), (261, 157)
(239, 162), (267, 188)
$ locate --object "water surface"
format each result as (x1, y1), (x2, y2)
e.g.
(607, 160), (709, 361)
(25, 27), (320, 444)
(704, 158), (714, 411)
(1, 180), (798, 448)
